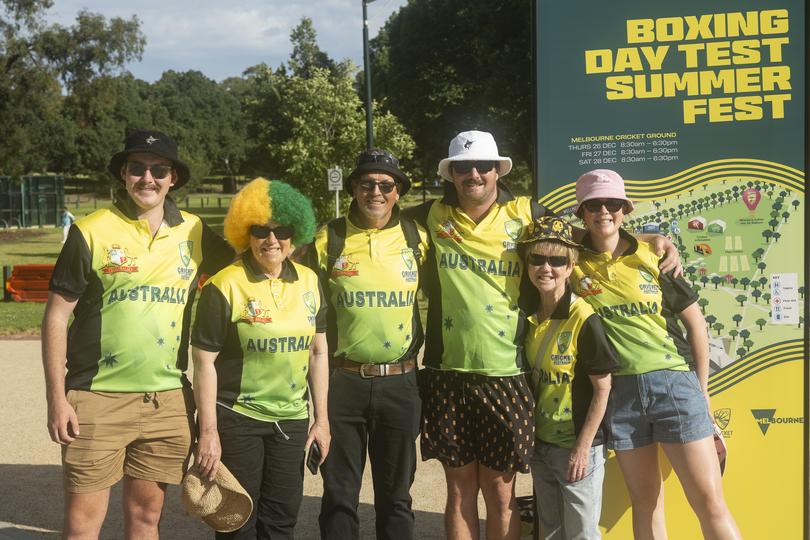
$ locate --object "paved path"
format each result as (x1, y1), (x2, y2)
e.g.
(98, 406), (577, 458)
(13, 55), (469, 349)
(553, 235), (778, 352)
(0, 340), (532, 538)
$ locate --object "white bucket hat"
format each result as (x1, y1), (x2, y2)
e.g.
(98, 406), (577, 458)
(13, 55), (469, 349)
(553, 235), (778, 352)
(437, 130), (513, 181)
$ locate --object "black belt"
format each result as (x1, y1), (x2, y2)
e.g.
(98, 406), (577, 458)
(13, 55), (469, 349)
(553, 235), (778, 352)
(337, 357), (417, 378)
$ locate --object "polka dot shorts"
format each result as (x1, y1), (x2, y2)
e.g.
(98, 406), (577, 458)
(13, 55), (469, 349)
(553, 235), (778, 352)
(420, 369), (535, 473)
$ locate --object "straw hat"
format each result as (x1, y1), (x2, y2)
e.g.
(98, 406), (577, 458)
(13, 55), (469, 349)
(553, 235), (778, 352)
(181, 463), (253, 532)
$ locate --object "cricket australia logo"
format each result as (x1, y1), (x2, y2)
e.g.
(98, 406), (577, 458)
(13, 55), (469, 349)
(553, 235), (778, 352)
(713, 408), (733, 437)
(436, 219), (462, 243)
(303, 291), (317, 325)
(401, 249), (418, 283)
(332, 255), (359, 278)
(576, 275), (602, 297)
(638, 266), (660, 294)
(556, 331), (572, 354)
(503, 219), (522, 250)
(176, 241), (195, 280)
(239, 298), (273, 324)
(101, 244), (139, 274)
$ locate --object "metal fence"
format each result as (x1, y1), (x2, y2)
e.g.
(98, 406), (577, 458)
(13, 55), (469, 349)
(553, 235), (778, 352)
(0, 175), (65, 228)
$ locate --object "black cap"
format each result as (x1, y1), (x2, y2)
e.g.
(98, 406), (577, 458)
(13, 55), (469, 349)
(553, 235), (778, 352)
(108, 129), (191, 190)
(345, 148), (410, 195)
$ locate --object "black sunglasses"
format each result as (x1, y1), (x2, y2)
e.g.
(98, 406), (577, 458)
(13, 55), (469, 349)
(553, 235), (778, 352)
(126, 162), (173, 180)
(249, 224), (294, 240)
(357, 149), (399, 168)
(527, 254), (569, 267)
(356, 180), (398, 194)
(581, 198), (626, 213)
(451, 161), (497, 174)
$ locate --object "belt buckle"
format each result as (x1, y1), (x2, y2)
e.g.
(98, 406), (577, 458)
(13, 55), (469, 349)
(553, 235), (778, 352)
(359, 363), (377, 379)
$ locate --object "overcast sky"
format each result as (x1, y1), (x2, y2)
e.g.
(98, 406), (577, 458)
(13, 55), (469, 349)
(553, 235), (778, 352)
(47, 0), (408, 82)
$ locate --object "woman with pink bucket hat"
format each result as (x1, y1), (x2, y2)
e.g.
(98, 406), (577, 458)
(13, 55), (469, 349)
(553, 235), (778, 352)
(570, 169), (741, 539)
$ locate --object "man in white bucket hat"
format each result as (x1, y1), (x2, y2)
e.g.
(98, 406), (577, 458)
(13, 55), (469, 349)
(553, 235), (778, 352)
(408, 130), (681, 539)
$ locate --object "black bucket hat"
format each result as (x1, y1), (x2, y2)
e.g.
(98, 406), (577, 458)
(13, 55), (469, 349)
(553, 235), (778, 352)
(345, 148), (411, 195)
(108, 129), (191, 190)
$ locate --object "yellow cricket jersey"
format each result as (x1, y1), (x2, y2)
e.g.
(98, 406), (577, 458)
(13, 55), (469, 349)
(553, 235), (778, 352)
(191, 254), (326, 422)
(409, 182), (548, 376)
(309, 204), (429, 364)
(571, 229), (699, 376)
(49, 196), (234, 392)
(525, 291), (618, 448)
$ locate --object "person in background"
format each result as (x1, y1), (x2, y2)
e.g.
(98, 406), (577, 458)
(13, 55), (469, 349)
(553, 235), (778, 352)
(520, 216), (618, 540)
(61, 207), (75, 244)
(192, 178), (330, 539)
(571, 169), (741, 540)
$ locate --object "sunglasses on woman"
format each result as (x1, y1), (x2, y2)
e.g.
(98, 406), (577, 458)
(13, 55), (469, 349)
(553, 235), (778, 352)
(581, 198), (626, 213)
(126, 162), (172, 180)
(249, 225), (294, 240)
(450, 161), (497, 174)
(527, 254), (569, 267)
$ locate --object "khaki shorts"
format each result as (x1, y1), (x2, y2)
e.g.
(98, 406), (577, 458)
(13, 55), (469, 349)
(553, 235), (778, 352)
(62, 388), (194, 493)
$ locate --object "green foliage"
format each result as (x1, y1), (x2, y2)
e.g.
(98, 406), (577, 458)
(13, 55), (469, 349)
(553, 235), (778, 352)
(369, 0), (532, 179)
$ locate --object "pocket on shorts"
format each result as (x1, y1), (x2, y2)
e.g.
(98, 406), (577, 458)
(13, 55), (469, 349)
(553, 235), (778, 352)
(679, 370), (704, 395)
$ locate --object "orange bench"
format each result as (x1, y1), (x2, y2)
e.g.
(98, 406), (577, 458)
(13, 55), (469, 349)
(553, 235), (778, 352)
(5, 264), (54, 302)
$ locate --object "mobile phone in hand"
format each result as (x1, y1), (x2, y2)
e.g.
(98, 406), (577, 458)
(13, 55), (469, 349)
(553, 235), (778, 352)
(306, 441), (322, 475)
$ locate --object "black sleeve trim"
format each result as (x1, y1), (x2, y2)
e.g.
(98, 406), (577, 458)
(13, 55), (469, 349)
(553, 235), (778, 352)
(576, 314), (620, 374)
(49, 225), (91, 299)
(191, 284), (232, 352)
(660, 271), (698, 314)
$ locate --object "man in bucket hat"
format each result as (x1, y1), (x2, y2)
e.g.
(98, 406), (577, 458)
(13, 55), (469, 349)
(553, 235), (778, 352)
(409, 130), (681, 539)
(306, 148), (428, 539)
(42, 129), (234, 538)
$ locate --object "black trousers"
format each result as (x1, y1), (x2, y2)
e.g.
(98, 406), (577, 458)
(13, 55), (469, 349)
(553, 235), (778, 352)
(216, 406), (308, 540)
(318, 368), (421, 540)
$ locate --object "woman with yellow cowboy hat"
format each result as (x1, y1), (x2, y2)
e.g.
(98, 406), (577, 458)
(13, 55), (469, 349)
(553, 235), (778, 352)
(520, 216), (619, 539)
(190, 178), (330, 539)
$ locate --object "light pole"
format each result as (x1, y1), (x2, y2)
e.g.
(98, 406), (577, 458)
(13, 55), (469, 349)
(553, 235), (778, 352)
(362, 0), (376, 149)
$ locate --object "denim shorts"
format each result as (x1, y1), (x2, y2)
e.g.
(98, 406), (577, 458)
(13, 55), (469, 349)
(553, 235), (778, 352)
(607, 369), (714, 451)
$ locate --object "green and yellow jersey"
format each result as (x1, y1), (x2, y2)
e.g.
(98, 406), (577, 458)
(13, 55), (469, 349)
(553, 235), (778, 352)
(525, 291), (618, 448)
(49, 196), (234, 392)
(409, 182), (548, 376)
(309, 203), (428, 364)
(191, 254), (326, 422)
(571, 229), (698, 376)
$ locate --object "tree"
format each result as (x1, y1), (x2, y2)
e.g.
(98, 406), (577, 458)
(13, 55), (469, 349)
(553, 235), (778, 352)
(697, 298), (709, 314)
(751, 289), (762, 303)
(711, 276), (722, 289)
(799, 286), (805, 299)
(736, 347), (746, 358)
(791, 199), (801, 211)
(773, 232), (781, 243)
(752, 248), (764, 262)
(755, 318), (767, 330)
(705, 315), (717, 327)
(288, 18), (348, 80)
(740, 329), (751, 340)
(762, 230), (773, 243)
(370, 0), (533, 181)
(758, 276), (768, 288)
(0, 2), (144, 175)
(768, 218), (779, 231)
(732, 313), (743, 326)
(729, 329), (738, 340)
(740, 277), (750, 290)
(762, 293), (771, 304)
(743, 339), (754, 352)
(782, 211), (790, 222)
(757, 262), (767, 274)
(713, 322), (724, 336)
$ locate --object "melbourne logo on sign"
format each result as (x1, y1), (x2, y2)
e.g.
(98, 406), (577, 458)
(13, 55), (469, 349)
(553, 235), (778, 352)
(713, 408), (733, 438)
(750, 408), (804, 435)
(101, 244), (139, 274)
(177, 241), (195, 279)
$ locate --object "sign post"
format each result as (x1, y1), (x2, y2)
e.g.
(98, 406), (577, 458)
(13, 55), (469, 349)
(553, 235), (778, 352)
(327, 167), (343, 219)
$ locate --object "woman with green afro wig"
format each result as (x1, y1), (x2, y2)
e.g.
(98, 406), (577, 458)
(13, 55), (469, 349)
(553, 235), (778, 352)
(223, 177), (316, 252)
(190, 177), (330, 538)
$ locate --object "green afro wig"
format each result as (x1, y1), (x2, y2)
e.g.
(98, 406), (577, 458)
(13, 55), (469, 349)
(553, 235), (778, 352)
(223, 178), (316, 252)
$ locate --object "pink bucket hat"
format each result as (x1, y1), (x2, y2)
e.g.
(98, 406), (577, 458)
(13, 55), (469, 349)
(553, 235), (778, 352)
(574, 169), (634, 215)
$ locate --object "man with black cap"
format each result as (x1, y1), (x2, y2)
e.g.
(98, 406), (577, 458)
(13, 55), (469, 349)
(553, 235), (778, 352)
(41, 129), (233, 538)
(306, 148), (427, 540)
